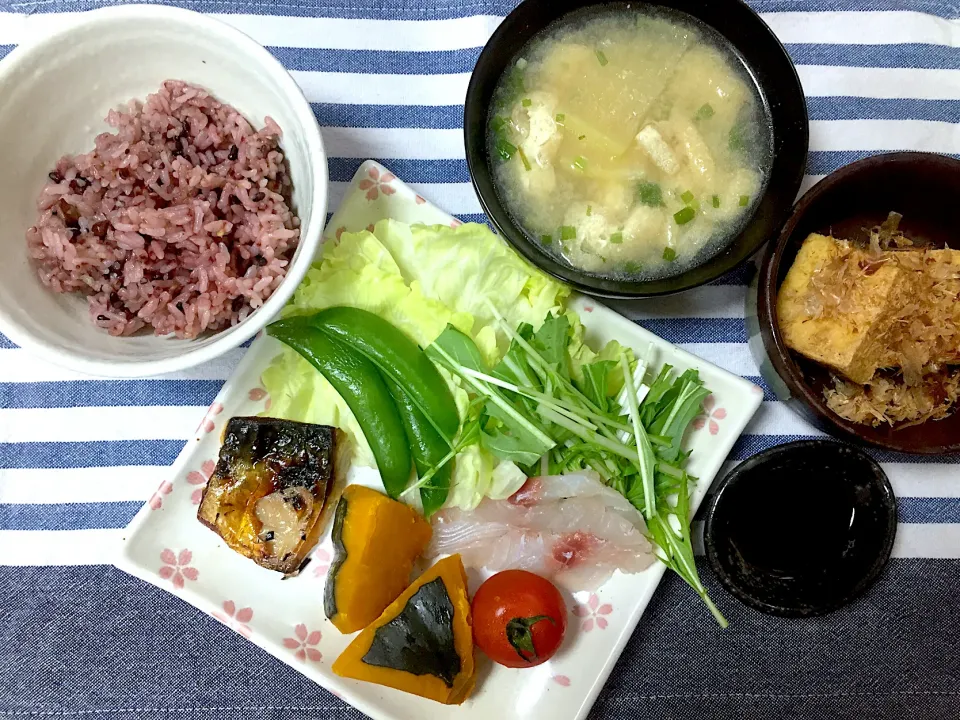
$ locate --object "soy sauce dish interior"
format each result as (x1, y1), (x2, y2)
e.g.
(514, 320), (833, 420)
(488, 7), (772, 281)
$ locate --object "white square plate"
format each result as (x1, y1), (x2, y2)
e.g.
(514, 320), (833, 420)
(115, 160), (763, 720)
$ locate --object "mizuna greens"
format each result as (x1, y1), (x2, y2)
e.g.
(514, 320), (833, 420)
(423, 313), (726, 626)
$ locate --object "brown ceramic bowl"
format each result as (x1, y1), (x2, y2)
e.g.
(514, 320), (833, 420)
(751, 152), (960, 455)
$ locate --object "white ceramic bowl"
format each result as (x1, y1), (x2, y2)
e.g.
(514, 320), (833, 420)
(0, 5), (327, 377)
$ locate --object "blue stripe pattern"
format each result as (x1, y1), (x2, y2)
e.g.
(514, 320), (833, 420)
(6, 0), (958, 19)
(787, 43), (960, 69)
(0, 440), (184, 469)
(809, 150), (960, 175)
(638, 318), (749, 344)
(0, 501), (142, 531)
(731, 434), (960, 464)
(0, 380), (220, 409)
(313, 102), (462, 129)
(270, 45), (479, 74)
(329, 157), (468, 184)
(807, 97), (960, 123)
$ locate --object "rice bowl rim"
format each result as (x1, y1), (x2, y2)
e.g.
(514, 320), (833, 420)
(0, 5), (328, 378)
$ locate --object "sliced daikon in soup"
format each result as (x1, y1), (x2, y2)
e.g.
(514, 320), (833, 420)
(487, 6), (773, 281)
(535, 19), (694, 166)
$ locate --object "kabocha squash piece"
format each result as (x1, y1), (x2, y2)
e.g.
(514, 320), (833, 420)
(332, 554), (476, 704)
(197, 417), (344, 575)
(325, 485), (433, 634)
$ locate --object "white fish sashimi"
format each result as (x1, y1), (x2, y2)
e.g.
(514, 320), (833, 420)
(426, 472), (656, 590)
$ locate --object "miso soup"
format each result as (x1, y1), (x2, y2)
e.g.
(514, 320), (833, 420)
(487, 6), (773, 279)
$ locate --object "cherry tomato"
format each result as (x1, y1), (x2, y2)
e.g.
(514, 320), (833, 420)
(471, 570), (566, 668)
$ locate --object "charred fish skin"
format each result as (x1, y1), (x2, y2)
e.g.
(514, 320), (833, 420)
(197, 417), (341, 574)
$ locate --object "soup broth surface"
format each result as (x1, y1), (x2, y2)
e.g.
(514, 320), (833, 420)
(488, 6), (773, 280)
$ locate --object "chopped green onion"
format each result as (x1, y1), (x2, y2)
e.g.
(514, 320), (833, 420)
(578, 134), (586, 141)
(637, 182), (663, 207)
(490, 116), (506, 133)
(560, 225), (577, 241)
(495, 136), (517, 161)
(712, 195), (720, 208)
(541, 234), (553, 245)
(609, 232), (623, 244)
(739, 194), (750, 207)
(521, 97), (532, 107)
(680, 190), (695, 205)
(517, 146), (532, 171)
(505, 66), (526, 102)
(729, 125), (746, 152)
(586, 205), (592, 216)
(696, 103), (715, 120)
(555, 113), (565, 124)
(663, 247), (677, 261)
(673, 206), (696, 225)
(624, 260), (642, 273)
(595, 49), (608, 66)
(572, 156), (587, 172)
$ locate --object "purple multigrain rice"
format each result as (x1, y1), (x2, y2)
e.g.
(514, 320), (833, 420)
(26, 80), (301, 339)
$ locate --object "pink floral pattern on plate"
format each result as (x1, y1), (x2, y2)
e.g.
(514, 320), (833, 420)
(149, 480), (173, 510)
(248, 377), (271, 410)
(283, 624), (323, 662)
(187, 460), (216, 505)
(213, 600), (254, 638)
(358, 166), (396, 201)
(159, 549), (199, 589)
(311, 547), (333, 579)
(692, 395), (727, 436)
(196, 402), (224, 434)
(552, 675), (571, 687)
(573, 593), (612, 632)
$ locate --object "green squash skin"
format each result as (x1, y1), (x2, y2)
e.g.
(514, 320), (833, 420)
(360, 577), (460, 688)
(323, 492), (350, 622)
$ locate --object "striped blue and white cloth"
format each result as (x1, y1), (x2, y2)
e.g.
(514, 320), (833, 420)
(1, 2), (959, 718)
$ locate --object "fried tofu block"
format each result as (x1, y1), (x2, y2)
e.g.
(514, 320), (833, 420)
(777, 233), (911, 384)
(198, 417), (345, 575)
(879, 247), (960, 367)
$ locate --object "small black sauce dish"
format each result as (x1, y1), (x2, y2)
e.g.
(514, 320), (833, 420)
(464, 0), (809, 298)
(703, 440), (897, 618)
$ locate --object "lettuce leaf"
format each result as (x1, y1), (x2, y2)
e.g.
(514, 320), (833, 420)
(285, 228), (473, 346)
(373, 221), (569, 351)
